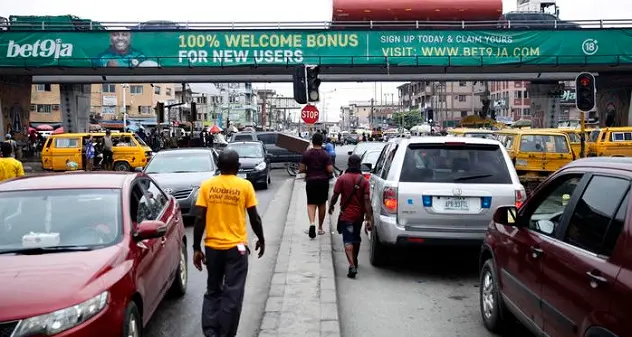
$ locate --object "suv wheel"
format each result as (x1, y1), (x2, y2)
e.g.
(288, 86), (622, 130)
(480, 259), (510, 332)
(369, 228), (388, 267)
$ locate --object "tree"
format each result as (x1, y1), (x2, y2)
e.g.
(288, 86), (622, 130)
(391, 110), (422, 129)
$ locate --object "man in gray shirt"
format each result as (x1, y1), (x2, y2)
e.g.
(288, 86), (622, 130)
(103, 130), (114, 170)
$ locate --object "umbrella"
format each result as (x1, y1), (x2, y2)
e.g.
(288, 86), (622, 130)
(28, 127), (36, 133)
(210, 125), (222, 134)
(36, 124), (53, 131)
(52, 127), (64, 134)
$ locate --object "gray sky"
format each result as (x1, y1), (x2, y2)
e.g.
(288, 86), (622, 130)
(1, 0), (628, 121)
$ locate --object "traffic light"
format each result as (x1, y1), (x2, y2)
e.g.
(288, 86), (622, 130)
(190, 102), (197, 122)
(292, 65), (307, 104)
(306, 66), (321, 102)
(575, 72), (596, 111)
(155, 102), (165, 124)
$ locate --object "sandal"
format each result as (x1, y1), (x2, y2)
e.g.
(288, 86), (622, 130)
(318, 230), (326, 235)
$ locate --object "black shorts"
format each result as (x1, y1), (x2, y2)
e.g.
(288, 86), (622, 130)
(305, 179), (329, 205)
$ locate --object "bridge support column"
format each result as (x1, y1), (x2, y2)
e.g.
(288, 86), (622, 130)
(0, 75), (32, 141)
(596, 75), (632, 127)
(59, 84), (91, 133)
(526, 82), (562, 128)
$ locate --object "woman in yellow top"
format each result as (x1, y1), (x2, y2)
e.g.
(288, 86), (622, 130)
(0, 142), (24, 181)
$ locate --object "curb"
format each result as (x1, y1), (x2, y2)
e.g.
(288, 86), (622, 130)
(257, 178), (341, 337)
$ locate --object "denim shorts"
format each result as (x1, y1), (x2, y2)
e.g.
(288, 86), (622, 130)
(339, 220), (362, 245)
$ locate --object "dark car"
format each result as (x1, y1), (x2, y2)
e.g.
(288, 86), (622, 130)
(225, 141), (272, 189)
(498, 12), (580, 29)
(142, 148), (217, 220)
(0, 172), (187, 336)
(343, 133), (360, 145)
(480, 157), (632, 337)
(230, 132), (302, 164)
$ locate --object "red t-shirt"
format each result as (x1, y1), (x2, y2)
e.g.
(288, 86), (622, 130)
(334, 172), (369, 223)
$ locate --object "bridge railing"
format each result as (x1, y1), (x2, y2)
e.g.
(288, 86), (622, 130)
(2, 19), (632, 31)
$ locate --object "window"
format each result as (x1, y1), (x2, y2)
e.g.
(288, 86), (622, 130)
(145, 153), (215, 174)
(130, 85), (143, 94)
(138, 106), (152, 114)
(518, 135), (569, 153)
(153, 86), (161, 94)
(166, 88), (172, 96)
(381, 146), (398, 180)
(102, 84), (116, 93)
(102, 106), (116, 114)
(226, 143), (264, 158)
(611, 132), (632, 141)
(459, 81), (467, 87)
(142, 180), (168, 216)
(564, 176), (630, 254)
(35, 84), (51, 92)
(372, 145), (389, 177)
(527, 174), (583, 235)
(54, 138), (80, 148)
(257, 133), (277, 145)
(399, 143), (512, 184)
(514, 91), (523, 99)
(196, 96), (207, 104)
(34, 104), (52, 113)
(522, 108), (531, 116)
(457, 95), (467, 102)
(233, 134), (254, 141)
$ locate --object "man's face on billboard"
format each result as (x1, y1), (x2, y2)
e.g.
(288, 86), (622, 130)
(110, 32), (131, 52)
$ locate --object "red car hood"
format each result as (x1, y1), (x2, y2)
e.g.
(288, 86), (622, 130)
(0, 245), (122, 321)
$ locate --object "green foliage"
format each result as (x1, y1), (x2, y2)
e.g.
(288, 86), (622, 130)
(391, 110), (423, 129)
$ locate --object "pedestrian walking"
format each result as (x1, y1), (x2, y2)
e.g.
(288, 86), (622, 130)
(84, 136), (95, 171)
(192, 149), (265, 337)
(324, 137), (338, 173)
(299, 132), (334, 239)
(102, 130), (114, 170)
(0, 142), (24, 182)
(328, 154), (373, 278)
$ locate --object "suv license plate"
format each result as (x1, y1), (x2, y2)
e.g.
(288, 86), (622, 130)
(444, 197), (469, 211)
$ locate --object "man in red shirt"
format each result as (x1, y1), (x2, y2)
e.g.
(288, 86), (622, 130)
(328, 155), (373, 278)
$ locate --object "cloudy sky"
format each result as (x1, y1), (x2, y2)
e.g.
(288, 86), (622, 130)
(0, 0), (628, 121)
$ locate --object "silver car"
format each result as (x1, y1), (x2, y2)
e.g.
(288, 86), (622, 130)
(142, 148), (218, 220)
(367, 136), (525, 266)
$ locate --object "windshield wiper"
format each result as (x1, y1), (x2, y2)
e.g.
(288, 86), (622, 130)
(453, 174), (494, 181)
(0, 246), (95, 255)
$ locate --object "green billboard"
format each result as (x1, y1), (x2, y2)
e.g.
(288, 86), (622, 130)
(0, 29), (629, 67)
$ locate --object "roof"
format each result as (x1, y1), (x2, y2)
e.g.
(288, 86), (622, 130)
(0, 172), (136, 192)
(153, 148), (216, 155)
(406, 136), (501, 145)
(565, 157), (632, 172)
(226, 141), (263, 145)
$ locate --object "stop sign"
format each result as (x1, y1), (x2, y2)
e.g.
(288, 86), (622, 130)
(301, 104), (319, 124)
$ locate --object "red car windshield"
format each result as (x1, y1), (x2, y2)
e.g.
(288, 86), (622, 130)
(0, 189), (122, 253)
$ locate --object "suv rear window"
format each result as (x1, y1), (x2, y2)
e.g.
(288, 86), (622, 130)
(233, 134), (254, 141)
(399, 143), (512, 184)
(518, 134), (569, 153)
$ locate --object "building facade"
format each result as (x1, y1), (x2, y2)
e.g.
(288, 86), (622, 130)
(30, 83), (175, 123)
(215, 83), (257, 128)
(255, 89), (302, 130)
(340, 100), (400, 129)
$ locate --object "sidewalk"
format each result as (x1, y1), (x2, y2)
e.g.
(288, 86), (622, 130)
(258, 178), (341, 337)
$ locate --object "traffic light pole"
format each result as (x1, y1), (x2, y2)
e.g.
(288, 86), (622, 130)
(300, 65), (308, 137)
(580, 110), (586, 158)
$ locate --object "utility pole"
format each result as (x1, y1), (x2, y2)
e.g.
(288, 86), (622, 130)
(370, 98), (375, 128)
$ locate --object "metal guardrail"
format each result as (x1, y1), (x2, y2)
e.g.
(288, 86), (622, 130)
(2, 19), (632, 31)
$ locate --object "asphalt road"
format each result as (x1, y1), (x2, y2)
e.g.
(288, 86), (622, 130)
(332, 144), (534, 337)
(144, 169), (294, 337)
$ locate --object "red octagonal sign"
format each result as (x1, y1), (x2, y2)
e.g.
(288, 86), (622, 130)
(301, 104), (319, 124)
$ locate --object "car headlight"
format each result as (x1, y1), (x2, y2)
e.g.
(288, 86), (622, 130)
(192, 187), (200, 201)
(13, 291), (109, 336)
(255, 162), (266, 171)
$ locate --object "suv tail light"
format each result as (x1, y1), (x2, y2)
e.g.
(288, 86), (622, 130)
(382, 186), (398, 214)
(515, 188), (526, 208)
(363, 173), (371, 180)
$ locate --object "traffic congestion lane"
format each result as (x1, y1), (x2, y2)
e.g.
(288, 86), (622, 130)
(333, 243), (535, 337)
(144, 169), (293, 337)
(332, 145), (533, 337)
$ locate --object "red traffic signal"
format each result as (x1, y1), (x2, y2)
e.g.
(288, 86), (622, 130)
(575, 72), (596, 111)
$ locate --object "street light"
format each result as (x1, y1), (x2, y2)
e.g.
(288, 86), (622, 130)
(121, 83), (129, 131)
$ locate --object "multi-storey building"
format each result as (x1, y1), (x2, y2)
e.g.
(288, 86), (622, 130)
(215, 83), (257, 128)
(489, 81), (531, 120)
(30, 83), (175, 124)
(340, 100), (400, 128)
(255, 89), (302, 130)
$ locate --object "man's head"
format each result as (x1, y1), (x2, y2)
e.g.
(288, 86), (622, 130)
(311, 132), (324, 147)
(105, 129), (111, 136)
(218, 149), (240, 174)
(1, 142), (12, 157)
(5, 134), (11, 140)
(347, 154), (362, 169)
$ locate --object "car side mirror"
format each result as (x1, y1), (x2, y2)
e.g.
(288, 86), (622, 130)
(361, 163), (372, 171)
(135, 167), (143, 172)
(134, 220), (167, 240)
(347, 151), (352, 155)
(492, 206), (519, 227)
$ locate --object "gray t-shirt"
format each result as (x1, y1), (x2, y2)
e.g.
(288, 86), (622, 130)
(103, 136), (113, 151)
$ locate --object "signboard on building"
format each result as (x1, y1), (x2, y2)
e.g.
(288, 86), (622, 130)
(102, 96), (116, 106)
(560, 89), (576, 104)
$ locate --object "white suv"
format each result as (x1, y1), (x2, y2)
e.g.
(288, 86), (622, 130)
(366, 137), (525, 266)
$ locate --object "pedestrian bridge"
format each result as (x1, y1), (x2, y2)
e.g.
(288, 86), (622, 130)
(2, 20), (632, 81)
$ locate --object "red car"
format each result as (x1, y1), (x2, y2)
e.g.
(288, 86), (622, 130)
(479, 157), (631, 337)
(0, 172), (188, 337)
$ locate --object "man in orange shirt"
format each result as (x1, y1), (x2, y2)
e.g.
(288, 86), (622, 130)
(192, 149), (265, 337)
(0, 142), (24, 181)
